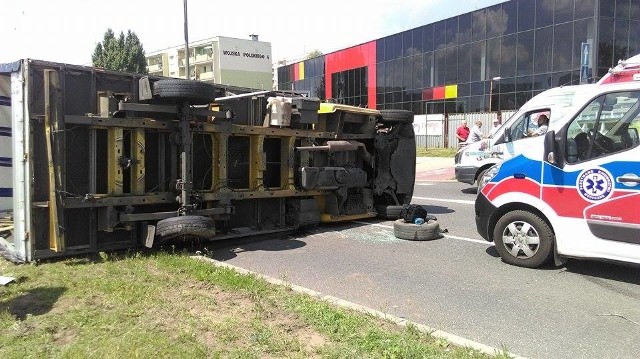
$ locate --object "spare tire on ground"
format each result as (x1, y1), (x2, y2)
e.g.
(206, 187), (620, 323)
(155, 215), (216, 242)
(393, 219), (441, 241)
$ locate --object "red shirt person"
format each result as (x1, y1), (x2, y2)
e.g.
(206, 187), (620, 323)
(456, 121), (470, 143)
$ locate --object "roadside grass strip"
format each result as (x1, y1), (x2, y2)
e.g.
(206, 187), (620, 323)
(0, 251), (514, 358)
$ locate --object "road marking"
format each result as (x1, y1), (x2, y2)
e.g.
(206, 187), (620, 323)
(415, 183), (435, 186)
(353, 221), (491, 246)
(442, 234), (492, 246)
(412, 196), (475, 205)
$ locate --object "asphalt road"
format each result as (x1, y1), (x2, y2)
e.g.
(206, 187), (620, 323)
(207, 181), (640, 359)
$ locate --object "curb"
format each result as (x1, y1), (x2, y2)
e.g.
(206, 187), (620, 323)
(192, 255), (525, 359)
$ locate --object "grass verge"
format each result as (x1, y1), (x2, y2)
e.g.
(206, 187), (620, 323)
(1, 251), (507, 358)
(417, 147), (457, 157)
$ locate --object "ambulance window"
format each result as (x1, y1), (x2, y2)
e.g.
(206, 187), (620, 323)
(510, 110), (548, 141)
(566, 91), (640, 163)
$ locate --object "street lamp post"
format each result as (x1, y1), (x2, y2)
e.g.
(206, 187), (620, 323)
(489, 76), (501, 112)
(183, 0), (190, 79)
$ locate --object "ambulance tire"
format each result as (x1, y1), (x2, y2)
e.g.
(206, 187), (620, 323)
(155, 215), (216, 242)
(152, 79), (219, 105)
(393, 219), (441, 241)
(475, 168), (489, 193)
(379, 109), (414, 124)
(493, 210), (554, 268)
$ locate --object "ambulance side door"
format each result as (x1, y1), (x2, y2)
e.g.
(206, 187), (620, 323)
(560, 90), (640, 246)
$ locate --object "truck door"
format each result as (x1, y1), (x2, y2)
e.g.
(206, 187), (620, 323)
(546, 90), (640, 257)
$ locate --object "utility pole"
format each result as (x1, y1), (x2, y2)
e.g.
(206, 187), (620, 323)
(183, 0), (190, 79)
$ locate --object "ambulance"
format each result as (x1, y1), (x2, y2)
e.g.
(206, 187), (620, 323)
(454, 84), (595, 189)
(475, 81), (640, 268)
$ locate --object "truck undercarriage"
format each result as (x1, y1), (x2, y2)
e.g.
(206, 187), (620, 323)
(0, 60), (415, 262)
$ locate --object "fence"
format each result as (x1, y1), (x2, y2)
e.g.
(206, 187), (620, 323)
(413, 111), (516, 149)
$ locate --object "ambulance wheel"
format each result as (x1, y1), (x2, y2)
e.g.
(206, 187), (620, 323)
(493, 210), (554, 268)
(475, 168), (488, 193)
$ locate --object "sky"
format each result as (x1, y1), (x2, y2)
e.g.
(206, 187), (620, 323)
(1, 0), (506, 66)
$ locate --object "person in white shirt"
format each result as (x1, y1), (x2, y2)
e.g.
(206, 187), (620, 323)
(467, 120), (485, 143)
(489, 112), (502, 136)
(527, 114), (549, 137)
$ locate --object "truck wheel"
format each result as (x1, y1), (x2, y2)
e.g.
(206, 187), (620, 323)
(375, 205), (404, 219)
(393, 219), (441, 241)
(493, 210), (554, 268)
(152, 79), (221, 105)
(155, 215), (216, 241)
(378, 109), (414, 124)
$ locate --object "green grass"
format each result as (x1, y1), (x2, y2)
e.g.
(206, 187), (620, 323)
(417, 147), (457, 157)
(0, 252), (508, 358)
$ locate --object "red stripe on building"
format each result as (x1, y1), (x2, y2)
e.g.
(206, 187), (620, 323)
(293, 63), (300, 81)
(324, 41), (377, 108)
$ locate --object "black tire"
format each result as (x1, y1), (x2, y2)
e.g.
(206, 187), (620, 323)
(475, 168), (489, 193)
(393, 219), (441, 241)
(152, 79), (221, 105)
(493, 210), (554, 268)
(155, 215), (216, 241)
(376, 205), (404, 219)
(379, 109), (414, 124)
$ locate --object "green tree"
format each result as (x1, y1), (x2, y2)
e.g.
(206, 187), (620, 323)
(92, 29), (148, 74)
(305, 49), (323, 60)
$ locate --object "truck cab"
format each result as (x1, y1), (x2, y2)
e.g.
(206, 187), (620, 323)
(475, 82), (640, 268)
(455, 85), (594, 188)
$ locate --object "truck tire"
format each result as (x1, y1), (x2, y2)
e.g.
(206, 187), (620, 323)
(155, 215), (216, 241)
(152, 79), (220, 105)
(393, 219), (441, 241)
(378, 109), (414, 124)
(493, 210), (554, 268)
(375, 205), (404, 219)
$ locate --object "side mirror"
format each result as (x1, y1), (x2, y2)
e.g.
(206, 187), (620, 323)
(504, 126), (511, 142)
(543, 130), (562, 166)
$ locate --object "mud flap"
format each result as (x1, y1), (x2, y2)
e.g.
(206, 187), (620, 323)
(144, 224), (156, 248)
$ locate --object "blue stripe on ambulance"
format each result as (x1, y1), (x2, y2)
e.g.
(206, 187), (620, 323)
(491, 154), (543, 183)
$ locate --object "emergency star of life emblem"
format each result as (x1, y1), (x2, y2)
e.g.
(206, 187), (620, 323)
(577, 168), (613, 202)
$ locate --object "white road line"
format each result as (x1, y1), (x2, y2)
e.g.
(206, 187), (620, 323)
(414, 183), (435, 186)
(353, 221), (492, 246)
(442, 234), (492, 246)
(412, 196), (475, 205)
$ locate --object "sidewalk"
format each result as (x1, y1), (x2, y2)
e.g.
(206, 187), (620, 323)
(415, 157), (455, 181)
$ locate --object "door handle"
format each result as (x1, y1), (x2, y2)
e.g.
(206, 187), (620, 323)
(617, 175), (640, 184)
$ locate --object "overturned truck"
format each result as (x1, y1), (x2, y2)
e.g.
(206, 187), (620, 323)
(0, 59), (415, 262)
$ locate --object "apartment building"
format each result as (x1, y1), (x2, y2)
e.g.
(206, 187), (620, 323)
(147, 35), (273, 90)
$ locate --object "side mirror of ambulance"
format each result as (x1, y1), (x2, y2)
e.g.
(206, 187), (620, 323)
(543, 130), (563, 167)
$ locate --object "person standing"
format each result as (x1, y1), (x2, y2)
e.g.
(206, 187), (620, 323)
(489, 112), (502, 136)
(456, 121), (470, 144)
(467, 120), (485, 143)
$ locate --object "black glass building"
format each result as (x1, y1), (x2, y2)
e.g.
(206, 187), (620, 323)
(277, 0), (640, 114)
